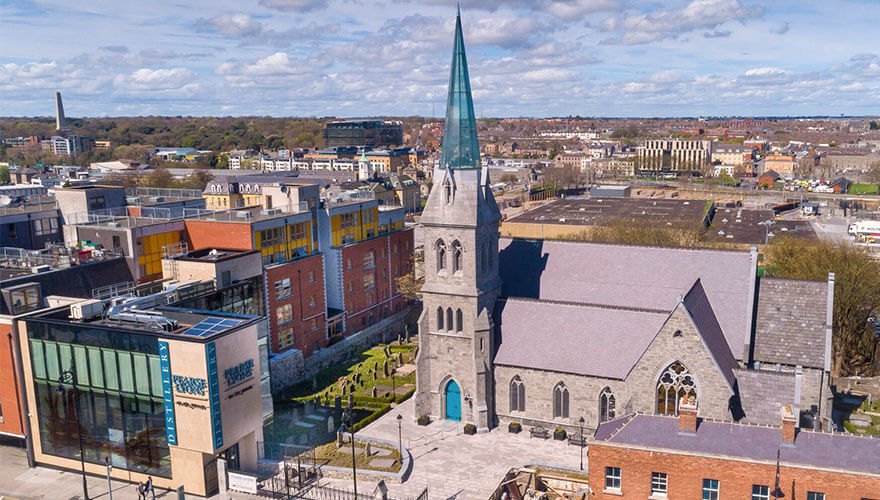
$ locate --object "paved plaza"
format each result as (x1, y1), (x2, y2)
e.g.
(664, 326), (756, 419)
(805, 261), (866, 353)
(318, 399), (585, 499)
(0, 399), (584, 500)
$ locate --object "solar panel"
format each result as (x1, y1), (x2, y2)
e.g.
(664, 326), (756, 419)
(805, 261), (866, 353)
(183, 317), (242, 337)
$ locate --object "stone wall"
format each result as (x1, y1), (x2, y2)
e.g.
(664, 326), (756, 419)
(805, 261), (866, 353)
(625, 305), (734, 421)
(269, 305), (418, 394)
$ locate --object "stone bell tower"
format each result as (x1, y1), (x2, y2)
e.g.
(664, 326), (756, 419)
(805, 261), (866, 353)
(414, 8), (501, 431)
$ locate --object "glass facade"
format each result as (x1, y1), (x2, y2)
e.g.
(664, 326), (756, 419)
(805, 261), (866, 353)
(26, 320), (171, 478)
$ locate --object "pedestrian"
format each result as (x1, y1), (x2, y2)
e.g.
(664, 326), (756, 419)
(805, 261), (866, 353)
(137, 481), (145, 500)
(146, 476), (156, 500)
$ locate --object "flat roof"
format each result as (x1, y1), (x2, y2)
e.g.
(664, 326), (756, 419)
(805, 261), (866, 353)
(704, 207), (816, 244)
(175, 248), (259, 263)
(507, 197), (710, 227)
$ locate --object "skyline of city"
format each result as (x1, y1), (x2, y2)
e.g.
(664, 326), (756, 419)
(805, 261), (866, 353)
(2, 0), (880, 117)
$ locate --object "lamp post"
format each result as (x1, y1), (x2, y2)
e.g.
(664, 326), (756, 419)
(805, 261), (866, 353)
(341, 408), (358, 497)
(770, 449), (785, 498)
(396, 414), (403, 454)
(105, 457), (113, 500)
(578, 417), (585, 471)
(57, 368), (89, 500)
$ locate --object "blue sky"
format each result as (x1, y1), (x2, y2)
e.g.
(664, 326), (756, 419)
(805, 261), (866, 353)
(1, 0), (878, 117)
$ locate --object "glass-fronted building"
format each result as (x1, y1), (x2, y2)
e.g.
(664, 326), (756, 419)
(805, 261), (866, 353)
(18, 304), (266, 496)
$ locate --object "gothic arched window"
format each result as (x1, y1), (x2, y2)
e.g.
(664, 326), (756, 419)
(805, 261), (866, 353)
(510, 376), (525, 412)
(599, 387), (616, 422)
(656, 361), (697, 415)
(455, 309), (463, 332)
(444, 180), (452, 204)
(553, 382), (569, 419)
(451, 240), (463, 274)
(436, 307), (444, 330)
(435, 239), (447, 272)
(446, 308), (453, 332)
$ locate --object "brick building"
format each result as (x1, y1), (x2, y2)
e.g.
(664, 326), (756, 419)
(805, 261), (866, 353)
(589, 402), (880, 499)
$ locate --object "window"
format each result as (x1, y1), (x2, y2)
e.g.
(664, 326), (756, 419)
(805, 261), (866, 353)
(278, 327), (294, 348)
(290, 223), (306, 241)
(275, 278), (291, 299)
(362, 208), (375, 224)
(702, 479), (719, 500)
(363, 250), (376, 269)
(437, 307), (444, 330)
(261, 227), (284, 248)
(807, 493), (825, 500)
(553, 382), (569, 418)
(452, 241), (462, 273)
(347, 258), (352, 270)
(310, 294), (316, 308)
(446, 308), (453, 332)
(509, 376), (525, 412)
(8, 223), (17, 239)
(347, 281), (353, 293)
(363, 273), (375, 290)
(752, 485), (770, 500)
(112, 235), (121, 249)
(10, 285), (40, 314)
(311, 318), (318, 331)
(435, 239), (447, 271)
(455, 309), (463, 332)
(276, 304), (293, 324)
(651, 472), (667, 496)
(600, 387), (616, 422)
(604, 467), (621, 491)
(340, 212), (356, 228)
(308, 270), (315, 283)
(657, 361), (697, 415)
(88, 195), (105, 211)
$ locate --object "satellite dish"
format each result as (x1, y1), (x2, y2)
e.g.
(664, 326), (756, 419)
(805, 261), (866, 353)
(0, 195), (11, 207)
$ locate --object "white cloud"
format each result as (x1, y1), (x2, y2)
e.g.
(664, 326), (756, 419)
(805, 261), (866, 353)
(197, 13), (265, 38)
(258, 0), (329, 12)
(600, 0), (764, 45)
(115, 68), (200, 91)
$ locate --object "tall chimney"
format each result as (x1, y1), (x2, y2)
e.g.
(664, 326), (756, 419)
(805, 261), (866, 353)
(781, 405), (798, 444)
(678, 395), (698, 434)
(55, 91), (67, 132)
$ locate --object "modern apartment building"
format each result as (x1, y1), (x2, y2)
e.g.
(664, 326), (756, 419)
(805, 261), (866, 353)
(322, 120), (403, 148)
(637, 139), (712, 175)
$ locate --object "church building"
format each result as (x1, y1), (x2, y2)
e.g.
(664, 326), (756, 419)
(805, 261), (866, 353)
(414, 11), (833, 435)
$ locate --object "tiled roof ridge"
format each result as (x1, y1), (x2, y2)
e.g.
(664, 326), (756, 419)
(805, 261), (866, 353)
(604, 414), (637, 441)
(499, 296), (670, 315)
(499, 236), (752, 255)
(759, 275), (827, 285)
(732, 367), (795, 378)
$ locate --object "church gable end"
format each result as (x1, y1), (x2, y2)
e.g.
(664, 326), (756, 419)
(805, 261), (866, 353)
(625, 304), (737, 421)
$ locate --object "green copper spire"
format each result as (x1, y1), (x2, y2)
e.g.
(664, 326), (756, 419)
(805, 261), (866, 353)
(440, 10), (480, 170)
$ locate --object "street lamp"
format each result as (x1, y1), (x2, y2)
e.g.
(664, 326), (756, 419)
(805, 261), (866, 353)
(105, 457), (113, 500)
(396, 414), (403, 454)
(770, 449), (785, 498)
(578, 417), (585, 471)
(759, 220), (776, 245)
(57, 368), (89, 500)
(341, 408), (358, 497)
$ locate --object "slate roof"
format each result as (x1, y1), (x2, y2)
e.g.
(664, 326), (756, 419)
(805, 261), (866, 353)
(753, 277), (828, 369)
(498, 238), (755, 360)
(734, 368), (796, 425)
(682, 279), (738, 391)
(494, 298), (669, 379)
(596, 413), (880, 475)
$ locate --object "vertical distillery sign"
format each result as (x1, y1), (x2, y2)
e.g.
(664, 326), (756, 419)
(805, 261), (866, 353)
(206, 342), (223, 449)
(158, 340), (178, 446)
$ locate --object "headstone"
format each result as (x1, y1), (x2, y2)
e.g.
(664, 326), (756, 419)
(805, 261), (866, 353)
(334, 396), (342, 409)
(383, 360), (389, 377)
(397, 334), (402, 345)
(305, 401), (314, 414)
(398, 352), (403, 364)
(312, 377), (317, 390)
(348, 393), (354, 408)
(327, 415), (335, 433)
(371, 387), (378, 397)
(365, 442), (372, 457)
(291, 407), (300, 421)
(314, 395), (320, 406)
(372, 371), (377, 381)
(373, 480), (388, 500)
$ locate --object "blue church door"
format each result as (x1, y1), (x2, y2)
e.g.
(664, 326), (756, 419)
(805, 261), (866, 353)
(445, 380), (461, 421)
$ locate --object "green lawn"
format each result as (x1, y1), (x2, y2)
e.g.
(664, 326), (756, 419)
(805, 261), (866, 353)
(850, 183), (879, 195)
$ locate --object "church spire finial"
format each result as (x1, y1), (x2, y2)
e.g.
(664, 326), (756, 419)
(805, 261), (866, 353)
(440, 8), (480, 170)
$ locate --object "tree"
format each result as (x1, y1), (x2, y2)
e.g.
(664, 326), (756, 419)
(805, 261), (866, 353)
(179, 168), (213, 190)
(764, 237), (880, 376)
(870, 120), (879, 130)
(395, 251), (424, 300)
(0, 165), (9, 184)
(141, 167), (174, 188)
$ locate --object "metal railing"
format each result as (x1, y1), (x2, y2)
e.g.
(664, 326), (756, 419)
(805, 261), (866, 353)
(127, 186), (203, 199)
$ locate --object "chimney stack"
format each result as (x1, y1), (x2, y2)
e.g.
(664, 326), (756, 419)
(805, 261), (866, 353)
(678, 395), (698, 434)
(781, 405), (798, 444)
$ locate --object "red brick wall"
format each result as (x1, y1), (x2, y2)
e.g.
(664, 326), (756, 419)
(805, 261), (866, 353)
(265, 255), (327, 357)
(588, 442), (880, 499)
(0, 323), (25, 437)
(341, 229), (413, 333)
(185, 220), (254, 251)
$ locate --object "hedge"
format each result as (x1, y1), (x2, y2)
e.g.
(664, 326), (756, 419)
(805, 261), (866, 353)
(351, 403), (392, 433)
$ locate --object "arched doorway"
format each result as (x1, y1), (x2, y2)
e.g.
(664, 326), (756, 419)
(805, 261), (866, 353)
(444, 380), (461, 421)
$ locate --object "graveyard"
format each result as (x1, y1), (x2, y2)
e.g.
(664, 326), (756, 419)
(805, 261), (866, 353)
(263, 342), (418, 455)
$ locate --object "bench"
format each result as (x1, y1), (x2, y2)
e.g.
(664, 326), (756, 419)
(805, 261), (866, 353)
(568, 432), (587, 447)
(529, 426), (550, 439)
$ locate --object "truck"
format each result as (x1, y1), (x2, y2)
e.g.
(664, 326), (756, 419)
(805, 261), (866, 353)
(848, 220), (880, 242)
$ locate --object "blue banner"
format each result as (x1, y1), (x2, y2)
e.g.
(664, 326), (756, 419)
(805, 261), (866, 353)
(158, 341), (177, 446)
(206, 342), (223, 450)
